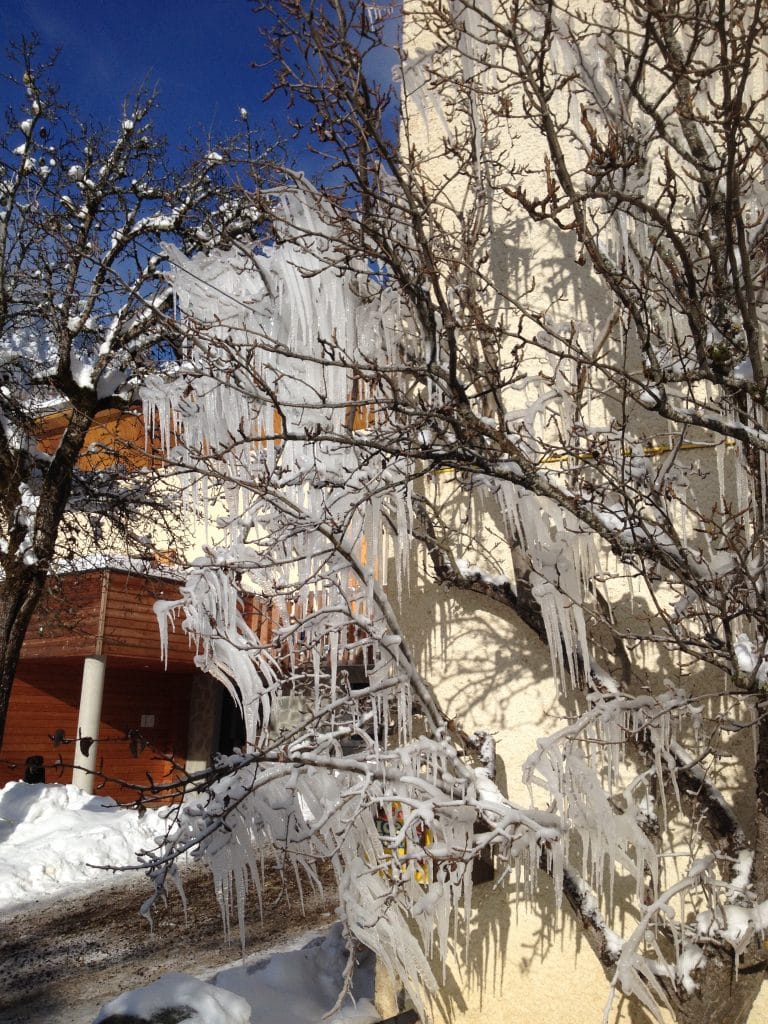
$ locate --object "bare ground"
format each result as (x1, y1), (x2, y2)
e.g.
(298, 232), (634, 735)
(0, 864), (338, 1024)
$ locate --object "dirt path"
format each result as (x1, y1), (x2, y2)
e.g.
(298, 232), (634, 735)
(0, 865), (338, 1024)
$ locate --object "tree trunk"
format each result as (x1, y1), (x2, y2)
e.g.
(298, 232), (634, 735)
(0, 404), (94, 746)
(670, 711), (768, 1023)
(0, 561), (50, 746)
(671, 954), (764, 1024)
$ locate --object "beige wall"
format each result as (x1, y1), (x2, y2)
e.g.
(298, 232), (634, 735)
(394, 9), (764, 1007)
(392, 569), (768, 1021)
(393, 577), (640, 1022)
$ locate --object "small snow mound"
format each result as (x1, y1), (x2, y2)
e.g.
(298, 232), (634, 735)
(93, 972), (251, 1024)
(0, 781), (116, 825)
(0, 781), (169, 910)
(92, 927), (377, 1024)
(213, 925), (378, 1024)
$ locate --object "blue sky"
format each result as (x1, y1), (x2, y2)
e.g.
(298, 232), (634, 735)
(1, 1), (276, 151)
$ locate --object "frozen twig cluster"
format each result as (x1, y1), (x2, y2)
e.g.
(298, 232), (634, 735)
(134, 2), (768, 1021)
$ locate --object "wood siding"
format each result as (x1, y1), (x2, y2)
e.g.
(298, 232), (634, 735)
(1, 569), (199, 803)
(23, 569), (195, 668)
(0, 660), (193, 803)
(22, 571), (105, 660)
(35, 407), (162, 472)
(101, 571), (193, 666)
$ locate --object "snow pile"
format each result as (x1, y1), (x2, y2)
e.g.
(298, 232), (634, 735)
(0, 781), (167, 910)
(93, 973), (251, 1024)
(213, 926), (377, 1024)
(0, 783), (380, 1024)
(93, 926), (378, 1024)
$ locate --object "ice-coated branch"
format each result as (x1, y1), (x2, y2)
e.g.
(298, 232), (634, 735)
(122, 3), (768, 1021)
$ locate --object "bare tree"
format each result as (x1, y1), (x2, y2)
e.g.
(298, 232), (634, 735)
(0, 44), (262, 745)
(134, 2), (768, 1022)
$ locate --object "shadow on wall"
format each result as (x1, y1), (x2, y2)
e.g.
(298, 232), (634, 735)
(420, 866), (661, 1024)
(401, 578), (557, 738)
(490, 217), (610, 329)
(595, 587), (758, 841)
(396, 577), (669, 1022)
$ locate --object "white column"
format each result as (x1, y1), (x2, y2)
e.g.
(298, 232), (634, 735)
(71, 655), (106, 793)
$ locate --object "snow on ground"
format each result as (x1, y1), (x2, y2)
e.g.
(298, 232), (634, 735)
(95, 928), (378, 1024)
(0, 780), (168, 909)
(0, 781), (379, 1024)
(93, 974), (252, 1024)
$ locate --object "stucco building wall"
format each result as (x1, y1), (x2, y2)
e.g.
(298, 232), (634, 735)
(392, 568), (768, 1021)
(389, 2), (768, 1019)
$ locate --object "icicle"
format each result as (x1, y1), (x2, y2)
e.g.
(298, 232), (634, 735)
(152, 598), (183, 669)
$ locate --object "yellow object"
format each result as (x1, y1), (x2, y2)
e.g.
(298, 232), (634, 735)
(374, 801), (433, 884)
